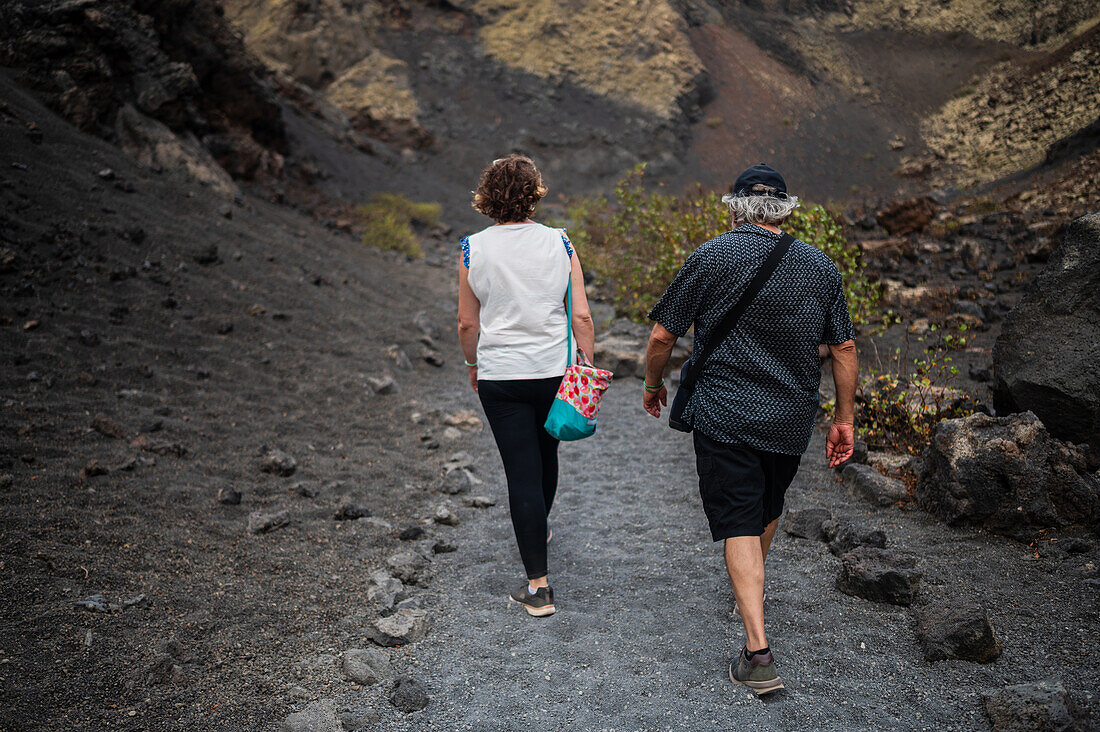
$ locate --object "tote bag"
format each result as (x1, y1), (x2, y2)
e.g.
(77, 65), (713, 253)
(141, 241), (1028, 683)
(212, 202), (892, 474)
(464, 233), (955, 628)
(543, 277), (613, 441)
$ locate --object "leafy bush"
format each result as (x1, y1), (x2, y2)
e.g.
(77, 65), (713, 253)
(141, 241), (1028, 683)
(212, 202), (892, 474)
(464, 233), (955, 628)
(850, 326), (977, 454)
(360, 193), (441, 258)
(562, 164), (880, 323)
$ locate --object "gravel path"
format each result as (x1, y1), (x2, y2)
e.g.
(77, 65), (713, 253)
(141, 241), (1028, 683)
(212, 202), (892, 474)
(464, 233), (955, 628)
(377, 382), (1099, 731)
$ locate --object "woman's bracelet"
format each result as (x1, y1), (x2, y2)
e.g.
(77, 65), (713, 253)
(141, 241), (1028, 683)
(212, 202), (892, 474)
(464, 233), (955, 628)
(464, 360), (478, 368)
(643, 378), (664, 392)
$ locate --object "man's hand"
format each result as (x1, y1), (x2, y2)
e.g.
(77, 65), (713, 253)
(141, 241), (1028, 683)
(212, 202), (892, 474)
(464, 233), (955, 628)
(468, 365), (478, 393)
(643, 385), (667, 418)
(826, 421), (854, 468)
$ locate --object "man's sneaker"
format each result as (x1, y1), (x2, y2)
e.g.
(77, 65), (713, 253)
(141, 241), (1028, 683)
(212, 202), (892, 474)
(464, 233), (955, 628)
(729, 647), (784, 695)
(509, 584), (556, 617)
(733, 592), (767, 617)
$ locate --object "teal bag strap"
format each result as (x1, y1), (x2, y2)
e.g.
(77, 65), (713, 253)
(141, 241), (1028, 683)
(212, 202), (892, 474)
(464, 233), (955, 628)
(562, 230), (573, 370)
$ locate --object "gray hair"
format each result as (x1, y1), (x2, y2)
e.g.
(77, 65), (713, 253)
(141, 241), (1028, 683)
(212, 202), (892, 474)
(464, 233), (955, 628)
(721, 191), (801, 226)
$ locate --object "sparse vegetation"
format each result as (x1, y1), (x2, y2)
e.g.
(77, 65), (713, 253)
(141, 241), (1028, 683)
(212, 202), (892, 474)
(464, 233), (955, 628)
(848, 327), (978, 455)
(359, 192), (440, 258)
(561, 164), (881, 325)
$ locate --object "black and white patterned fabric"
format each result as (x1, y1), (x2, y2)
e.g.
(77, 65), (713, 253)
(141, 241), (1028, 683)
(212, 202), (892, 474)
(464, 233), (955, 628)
(648, 223), (855, 455)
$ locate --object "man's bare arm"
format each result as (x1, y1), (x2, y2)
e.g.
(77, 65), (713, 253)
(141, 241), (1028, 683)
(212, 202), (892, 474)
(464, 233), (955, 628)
(826, 339), (858, 467)
(643, 323), (678, 418)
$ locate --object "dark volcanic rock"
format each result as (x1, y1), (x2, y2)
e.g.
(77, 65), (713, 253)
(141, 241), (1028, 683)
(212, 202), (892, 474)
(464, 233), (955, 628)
(217, 486), (241, 505)
(994, 213), (1100, 454)
(876, 197), (937, 235)
(91, 413), (125, 439)
(390, 676), (430, 713)
(369, 609), (429, 647)
(821, 519), (887, 556)
(248, 509), (289, 534)
(281, 698), (341, 732)
(333, 502), (370, 520)
(783, 508), (832, 541)
(914, 602), (1002, 663)
(916, 412), (1099, 535)
(386, 551), (429, 586)
(343, 647), (392, 685)
(981, 680), (1085, 732)
(841, 463), (909, 506)
(0, 0), (286, 184)
(836, 547), (921, 606)
(259, 449), (297, 476)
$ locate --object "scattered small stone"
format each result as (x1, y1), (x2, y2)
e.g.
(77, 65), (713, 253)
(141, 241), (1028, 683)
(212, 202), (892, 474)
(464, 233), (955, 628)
(72, 593), (146, 613)
(192, 244), (220, 266)
(259, 449), (297, 476)
(432, 539), (456, 554)
(97, 168), (115, 180)
(841, 463), (909, 506)
(390, 676), (430, 713)
(291, 482), (318, 498)
(367, 570), (405, 609)
(217, 487), (242, 505)
(248, 509), (290, 534)
(420, 435), (439, 450)
(440, 468), (481, 495)
(442, 409), (482, 430)
(147, 652), (185, 685)
(442, 426), (463, 441)
(462, 495), (495, 508)
(369, 609), (430, 647)
(443, 452), (475, 472)
(433, 505), (459, 526)
(248, 303), (266, 316)
(399, 526), (426, 541)
(1060, 538), (1093, 554)
(0, 474), (13, 490)
(386, 345), (413, 371)
(81, 460), (109, 479)
(343, 647), (393, 685)
(982, 680), (1083, 732)
(334, 502), (370, 520)
(281, 699), (342, 732)
(19, 453), (35, 464)
(821, 519), (887, 556)
(413, 311), (439, 340)
(131, 435), (187, 457)
(423, 351), (445, 367)
(78, 329), (100, 347)
(216, 321), (234, 335)
(139, 419), (163, 434)
(91, 413), (126, 439)
(22, 319), (39, 331)
(339, 708), (381, 731)
(915, 601), (1003, 663)
(367, 374), (398, 395)
(783, 508), (832, 541)
(836, 546), (922, 606)
(386, 551), (429, 586)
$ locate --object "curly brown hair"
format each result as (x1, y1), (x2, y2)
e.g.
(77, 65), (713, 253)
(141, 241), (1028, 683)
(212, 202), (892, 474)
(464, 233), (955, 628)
(472, 155), (548, 223)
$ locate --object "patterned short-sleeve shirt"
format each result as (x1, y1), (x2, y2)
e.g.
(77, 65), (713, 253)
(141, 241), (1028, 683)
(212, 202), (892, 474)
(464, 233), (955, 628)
(648, 223), (855, 455)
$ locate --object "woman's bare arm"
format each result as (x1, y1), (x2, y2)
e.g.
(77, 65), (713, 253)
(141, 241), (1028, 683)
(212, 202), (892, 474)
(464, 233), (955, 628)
(457, 263), (481, 391)
(569, 251), (595, 361)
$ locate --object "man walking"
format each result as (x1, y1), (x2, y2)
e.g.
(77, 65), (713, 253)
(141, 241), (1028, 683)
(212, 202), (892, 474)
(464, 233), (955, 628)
(642, 164), (858, 694)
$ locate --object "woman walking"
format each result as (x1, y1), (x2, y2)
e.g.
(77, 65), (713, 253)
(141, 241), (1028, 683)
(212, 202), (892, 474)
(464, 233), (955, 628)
(457, 155), (595, 617)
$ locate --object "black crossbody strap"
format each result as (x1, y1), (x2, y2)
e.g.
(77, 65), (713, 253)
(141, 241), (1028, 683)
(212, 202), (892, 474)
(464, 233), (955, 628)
(681, 232), (794, 389)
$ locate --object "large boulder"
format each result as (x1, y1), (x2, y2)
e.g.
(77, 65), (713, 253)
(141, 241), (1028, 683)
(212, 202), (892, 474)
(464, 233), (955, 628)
(836, 547), (922, 606)
(914, 602), (1002, 663)
(994, 213), (1100, 454)
(916, 412), (1099, 535)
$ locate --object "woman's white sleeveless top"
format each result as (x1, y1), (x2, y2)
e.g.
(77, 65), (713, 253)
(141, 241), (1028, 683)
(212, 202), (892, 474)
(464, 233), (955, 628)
(463, 223), (573, 381)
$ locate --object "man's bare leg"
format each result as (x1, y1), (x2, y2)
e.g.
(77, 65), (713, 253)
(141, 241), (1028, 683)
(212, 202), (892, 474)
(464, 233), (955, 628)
(724, 536), (768, 651)
(760, 518), (779, 562)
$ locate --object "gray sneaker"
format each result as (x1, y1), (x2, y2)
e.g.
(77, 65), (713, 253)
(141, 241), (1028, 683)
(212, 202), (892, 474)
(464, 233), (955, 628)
(509, 584), (556, 617)
(729, 647), (784, 695)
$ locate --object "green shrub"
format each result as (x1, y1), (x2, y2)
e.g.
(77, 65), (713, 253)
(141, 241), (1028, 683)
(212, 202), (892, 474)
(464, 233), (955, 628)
(562, 164), (881, 324)
(841, 327), (977, 454)
(359, 193), (441, 258)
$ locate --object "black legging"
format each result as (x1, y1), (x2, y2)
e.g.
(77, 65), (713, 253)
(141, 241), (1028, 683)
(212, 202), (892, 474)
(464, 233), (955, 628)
(478, 377), (561, 580)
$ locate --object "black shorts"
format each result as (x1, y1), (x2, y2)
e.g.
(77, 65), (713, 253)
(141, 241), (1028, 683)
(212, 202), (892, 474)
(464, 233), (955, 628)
(693, 431), (802, 541)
